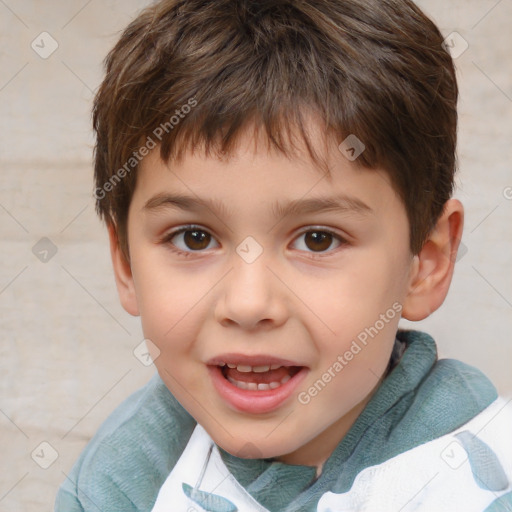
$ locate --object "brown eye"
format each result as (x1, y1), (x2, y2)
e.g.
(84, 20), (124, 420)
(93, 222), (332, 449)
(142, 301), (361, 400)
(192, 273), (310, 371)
(183, 229), (211, 250)
(164, 226), (218, 254)
(304, 231), (333, 252)
(292, 228), (345, 256)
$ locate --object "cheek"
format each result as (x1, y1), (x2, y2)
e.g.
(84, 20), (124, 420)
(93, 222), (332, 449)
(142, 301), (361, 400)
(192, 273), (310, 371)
(309, 258), (403, 336)
(130, 259), (197, 345)
(307, 251), (404, 382)
(304, 314), (399, 427)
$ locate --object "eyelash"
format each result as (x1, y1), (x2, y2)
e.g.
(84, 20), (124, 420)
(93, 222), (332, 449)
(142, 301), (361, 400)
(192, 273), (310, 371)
(160, 224), (348, 259)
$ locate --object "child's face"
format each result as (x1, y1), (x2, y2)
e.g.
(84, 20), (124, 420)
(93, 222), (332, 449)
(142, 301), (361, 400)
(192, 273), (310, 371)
(122, 124), (416, 467)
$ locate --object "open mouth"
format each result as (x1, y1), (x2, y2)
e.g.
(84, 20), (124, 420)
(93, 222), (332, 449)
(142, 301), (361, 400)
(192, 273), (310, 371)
(219, 363), (303, 391)
(207, 356), (308, 414)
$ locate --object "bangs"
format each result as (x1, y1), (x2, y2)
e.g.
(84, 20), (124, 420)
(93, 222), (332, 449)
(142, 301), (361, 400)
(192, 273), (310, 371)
(157, 103), (344, 177)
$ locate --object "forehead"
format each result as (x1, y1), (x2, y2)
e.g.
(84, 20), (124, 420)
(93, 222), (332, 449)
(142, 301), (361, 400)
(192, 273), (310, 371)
(133, 121), (403, 228)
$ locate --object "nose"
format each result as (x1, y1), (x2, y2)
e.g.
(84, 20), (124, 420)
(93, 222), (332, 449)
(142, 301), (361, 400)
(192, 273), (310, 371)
(215, 251), (288, 331)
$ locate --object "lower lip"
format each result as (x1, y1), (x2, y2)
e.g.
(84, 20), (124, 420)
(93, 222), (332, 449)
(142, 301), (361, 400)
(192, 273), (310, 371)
(208, 365), (308, 414)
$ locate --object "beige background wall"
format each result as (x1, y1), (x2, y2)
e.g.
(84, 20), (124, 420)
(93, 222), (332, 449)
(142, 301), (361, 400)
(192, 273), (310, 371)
(1, 1), (511, 510)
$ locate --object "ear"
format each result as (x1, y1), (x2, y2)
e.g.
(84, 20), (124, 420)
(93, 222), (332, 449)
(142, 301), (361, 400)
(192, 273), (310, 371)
(402, 199), (464, 321)
(108, 224), (140, 316)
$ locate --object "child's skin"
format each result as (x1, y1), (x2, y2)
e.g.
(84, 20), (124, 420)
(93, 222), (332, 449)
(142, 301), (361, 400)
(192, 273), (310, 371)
(109, 117), (463, 473)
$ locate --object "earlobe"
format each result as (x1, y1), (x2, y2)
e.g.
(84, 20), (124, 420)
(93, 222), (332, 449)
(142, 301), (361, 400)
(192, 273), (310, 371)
(402, 199), (464, 321)
(108, 224), (140, 316)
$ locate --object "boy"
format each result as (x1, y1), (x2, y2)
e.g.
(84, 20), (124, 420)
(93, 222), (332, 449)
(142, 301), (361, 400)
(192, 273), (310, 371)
(55, 0), (512, 510)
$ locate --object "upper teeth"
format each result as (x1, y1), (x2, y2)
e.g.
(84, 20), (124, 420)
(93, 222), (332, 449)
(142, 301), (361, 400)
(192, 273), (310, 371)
(223, 363), (282, 372)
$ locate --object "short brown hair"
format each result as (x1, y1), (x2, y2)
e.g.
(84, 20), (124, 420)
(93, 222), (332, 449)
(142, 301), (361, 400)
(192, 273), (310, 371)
(93, 0), (458, 256)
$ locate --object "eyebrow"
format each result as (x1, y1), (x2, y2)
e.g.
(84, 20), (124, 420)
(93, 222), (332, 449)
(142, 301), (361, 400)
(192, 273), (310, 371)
(143, 192), (373, 219)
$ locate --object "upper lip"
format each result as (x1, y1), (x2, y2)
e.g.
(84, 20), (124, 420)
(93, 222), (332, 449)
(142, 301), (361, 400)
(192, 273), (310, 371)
(206, 353), (305, 367)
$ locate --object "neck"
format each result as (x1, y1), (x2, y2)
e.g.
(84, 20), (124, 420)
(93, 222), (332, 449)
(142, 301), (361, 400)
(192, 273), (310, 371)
(275, 385), (379, 469)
